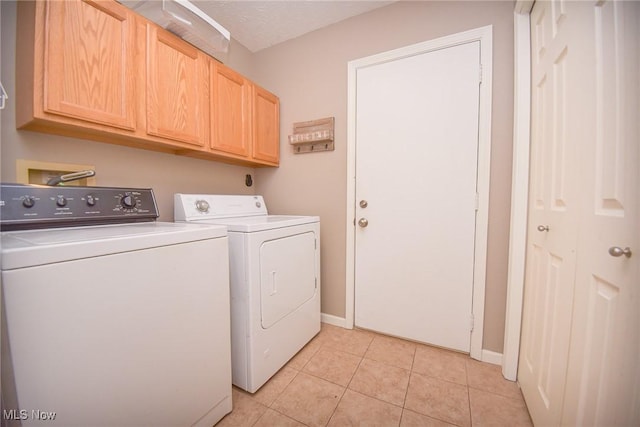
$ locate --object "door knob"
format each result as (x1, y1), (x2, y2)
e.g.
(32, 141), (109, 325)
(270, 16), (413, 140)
(537, 225), (549, 232)
(358, 218), (369, 228)
(360, 200), (368, 208)
(608, 246), (632, 258)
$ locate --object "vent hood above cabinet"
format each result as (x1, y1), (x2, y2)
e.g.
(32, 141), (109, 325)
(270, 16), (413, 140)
(119, 0), (230, 55)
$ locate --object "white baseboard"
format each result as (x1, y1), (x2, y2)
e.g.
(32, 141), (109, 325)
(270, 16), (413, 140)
(321, 313), (349, 328)
(482, 349), (503, 366)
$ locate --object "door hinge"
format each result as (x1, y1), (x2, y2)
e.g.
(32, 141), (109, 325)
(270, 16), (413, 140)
(475, 193), (480, 211)
(315, 238), (317, 250)
(479, 64), (483, 84)
(470, 314), (475, 332)
(315, 277), (318, 289)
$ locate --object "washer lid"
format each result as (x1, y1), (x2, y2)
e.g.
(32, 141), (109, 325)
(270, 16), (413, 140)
(195, 215), (319, 233)
(0, 222), (227, 270)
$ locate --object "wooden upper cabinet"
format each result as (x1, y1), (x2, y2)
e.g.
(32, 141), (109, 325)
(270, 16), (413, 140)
(210, 63), (251, 157)
(20, 0), (137, 131)
(17, 0), (278, 166)
(252, 85), (280, 165)
(145, 24), (209, 148)
(209, 63), (280, 166)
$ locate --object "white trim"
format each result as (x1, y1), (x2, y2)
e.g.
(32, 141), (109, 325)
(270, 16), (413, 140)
(482, 349), (504, 366)
(345, 57), (357, 328)
(514, 0), (535, 15)
(321, 313), (348, 328)
(345, 26), (493, 361)
(503, 2), (533, 382)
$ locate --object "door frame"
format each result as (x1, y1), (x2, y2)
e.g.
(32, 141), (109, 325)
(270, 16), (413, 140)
(345, 26), (493, 361)
(502, 0), (534, 381)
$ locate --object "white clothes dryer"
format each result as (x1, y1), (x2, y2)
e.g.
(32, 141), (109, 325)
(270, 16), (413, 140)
(175, 194), (320, 393)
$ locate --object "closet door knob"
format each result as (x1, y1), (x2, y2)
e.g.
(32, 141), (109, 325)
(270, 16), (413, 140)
(537, 225), (549, 232)
(358, 218), (369, 228)
(608, 246), (632, 258)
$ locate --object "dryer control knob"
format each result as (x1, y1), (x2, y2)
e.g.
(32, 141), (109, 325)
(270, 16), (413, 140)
(195, 200), (210, 213)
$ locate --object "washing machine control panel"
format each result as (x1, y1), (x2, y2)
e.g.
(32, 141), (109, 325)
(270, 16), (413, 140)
(0, 184), (159, 230)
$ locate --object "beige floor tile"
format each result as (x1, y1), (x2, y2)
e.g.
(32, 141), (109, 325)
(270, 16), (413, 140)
(405, 372), (471, 427)
(466, 359), (522, 399)
(348, 357), (410, 406)
(400, 409), (458, 427)
(217, 324), (535, 427)
(217, 388), (268, 427)
(253, 409), (306, 427)
(327, 389), (402, 427)
(317, 324), (374, 356)
(271, 372), (345, 427)
(251, 366), (298, 407)
(365, 334), (417, 370)
(469, 388), (533, 427)
(287, 336), (323, 370)
(412, 344), (468, 385)
(303, 347), (362, 386)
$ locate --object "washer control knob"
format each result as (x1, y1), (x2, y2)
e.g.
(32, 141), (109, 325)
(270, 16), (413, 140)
(195, 200), (210, 213)
(22, 196), (36, 208)
(121, 194), (136, 209)
(56, 196), (67, 207)
(86, 195), (96, 206)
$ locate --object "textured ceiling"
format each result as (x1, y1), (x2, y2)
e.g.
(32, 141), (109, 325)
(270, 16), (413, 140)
(192, 1), (396, 52)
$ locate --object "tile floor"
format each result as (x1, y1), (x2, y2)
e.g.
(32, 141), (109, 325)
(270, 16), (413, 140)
(217, 323), (533, 427)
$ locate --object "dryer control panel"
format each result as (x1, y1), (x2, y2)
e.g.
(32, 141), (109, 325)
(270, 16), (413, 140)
(0, 184), (159, 230)
(175, 194), (267, 221)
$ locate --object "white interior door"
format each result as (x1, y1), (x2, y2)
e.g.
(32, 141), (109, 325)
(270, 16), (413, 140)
(354, 41), (481, 352)
(519, 1), (640, 426)
(560, 1), (640, 425)
(518, 1), (582, 423)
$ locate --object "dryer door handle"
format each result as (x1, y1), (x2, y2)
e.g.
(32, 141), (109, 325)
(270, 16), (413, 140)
(270, 271), (277, 295)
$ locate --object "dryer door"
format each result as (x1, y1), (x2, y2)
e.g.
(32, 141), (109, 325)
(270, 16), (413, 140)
(260, 231), (317, 328)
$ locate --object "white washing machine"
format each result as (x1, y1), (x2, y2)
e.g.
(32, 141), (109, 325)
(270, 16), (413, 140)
(175, 194), (320, 393)
(1, 184), (232, 427)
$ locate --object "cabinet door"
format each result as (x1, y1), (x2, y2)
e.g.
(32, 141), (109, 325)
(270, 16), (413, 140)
(252, 85), (280, 165)
(146, 24), (208, 147)
(44, 0), (136, 131)
(210, 63), (251, 157)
